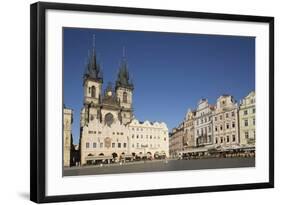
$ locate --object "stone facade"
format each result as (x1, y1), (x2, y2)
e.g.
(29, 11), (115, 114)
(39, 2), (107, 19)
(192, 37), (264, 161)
(63, 107), (73, 167)
(213, 95), (239, 146)
(183, 109), (196, 148)
(194, 99), (214, 146)
(80, 47), (169, 165)
(169, 123), (184, 158)
(169, 92), (255, 155)
(239, 91), (256, 145)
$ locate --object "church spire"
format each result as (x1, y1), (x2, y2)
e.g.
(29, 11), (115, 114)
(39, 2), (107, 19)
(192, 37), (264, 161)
(115, 47), (134, 90)
(84, 35), (103, 83)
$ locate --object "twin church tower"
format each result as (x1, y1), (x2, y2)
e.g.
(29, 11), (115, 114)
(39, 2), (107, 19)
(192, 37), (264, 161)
(79, 37), (169, 165)
(82, 40), (134, 126)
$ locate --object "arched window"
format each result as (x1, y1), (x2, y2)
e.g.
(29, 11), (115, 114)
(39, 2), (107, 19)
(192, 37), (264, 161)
(123, 92), (127, 103)
(91, 86), (96, 98)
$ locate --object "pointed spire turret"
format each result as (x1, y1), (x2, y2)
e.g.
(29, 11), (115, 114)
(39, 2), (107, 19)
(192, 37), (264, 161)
(115, 47), (134, 90)
(84, 35), (103, 83)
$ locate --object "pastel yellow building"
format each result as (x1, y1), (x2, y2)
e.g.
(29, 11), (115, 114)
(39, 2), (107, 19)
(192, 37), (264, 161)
(239, 91), (255, 145)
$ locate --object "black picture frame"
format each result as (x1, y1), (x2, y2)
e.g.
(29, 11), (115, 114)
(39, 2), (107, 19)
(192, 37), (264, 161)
(30, 1), (274, 203)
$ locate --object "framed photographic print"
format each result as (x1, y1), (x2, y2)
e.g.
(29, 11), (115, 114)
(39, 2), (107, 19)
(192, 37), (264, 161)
(30, 1), (274, 203)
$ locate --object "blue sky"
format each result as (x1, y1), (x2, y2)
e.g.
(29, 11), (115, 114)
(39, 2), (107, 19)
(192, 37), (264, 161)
(63, 28), (255, 145)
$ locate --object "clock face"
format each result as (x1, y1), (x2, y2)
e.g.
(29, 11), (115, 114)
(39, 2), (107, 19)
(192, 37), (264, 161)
(105, 113), (114, 127)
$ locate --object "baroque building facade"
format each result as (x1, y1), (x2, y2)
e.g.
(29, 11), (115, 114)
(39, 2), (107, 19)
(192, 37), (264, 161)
(194, 99), (214, 146)
(169, 122), (184, 158)
(183, 109), (196, 148)
(169, 92), (255, 156)
(79, 47), (169, 165)
(213, 95), (239, 146)
(239, 91), (256, 145)
(63, 107), (73, 167)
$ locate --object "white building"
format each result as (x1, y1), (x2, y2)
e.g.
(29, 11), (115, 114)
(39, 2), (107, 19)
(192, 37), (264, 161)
(194, 99), (214, 146)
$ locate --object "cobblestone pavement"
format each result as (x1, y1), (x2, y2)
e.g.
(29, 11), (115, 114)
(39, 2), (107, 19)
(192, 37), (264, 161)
(63, 157), (255, 176)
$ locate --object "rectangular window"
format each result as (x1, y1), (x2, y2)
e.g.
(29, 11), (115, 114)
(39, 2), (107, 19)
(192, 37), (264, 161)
(123, 143), (127, 148)
(226, 113), (229, 118)
(220, 125), (223, 130)
(215, 126), (218, 132)
(226, 136), (229, 142)
(232, 122), (235, 128)
(215, 117), (217, 121)
(226, 123), (229, 129)
(93, 142), (96, 148)
(245, 132), (249, 139)
(215, 138), (218, 144)
(220, 137), (223, 143)
(118, 143), (121, 148)
(232, 135), (236, 142)
(244, 110), (248, 115)
(253, 108), (256, 113)
(220, 115), (222, 120)
(231, 111), (235, 117)
(86, 142), (89, 148)
(112, 143), (115, 148)
(244, 119), (248, 126)
(253, 118), (255, 125)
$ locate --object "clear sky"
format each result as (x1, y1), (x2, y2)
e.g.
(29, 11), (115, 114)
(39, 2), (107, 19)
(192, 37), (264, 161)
(63, 28), (255, 145)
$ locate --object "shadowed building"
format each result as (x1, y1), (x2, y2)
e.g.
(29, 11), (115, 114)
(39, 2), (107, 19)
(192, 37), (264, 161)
(169, 122), (184, 158)
(64, 107), (73, 167)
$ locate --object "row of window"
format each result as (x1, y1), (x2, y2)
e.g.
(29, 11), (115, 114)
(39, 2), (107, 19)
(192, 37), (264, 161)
(85, 142), (162, 149)
(214, 111), (235, 121)
(244, 130), (256, 139)
(132, 143), (161, 148)
(215, 135), (236, 143)
(130, 127), (167, 134)
(86, 142), (127, 149)
(214, 122), (236, 132)
(243, 118), (255, 127)
(196, 126), (212, 135)
(243, 108), (255, 115)
(131, 135), (166, 141)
